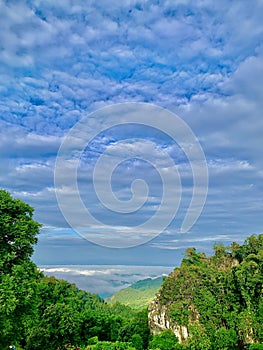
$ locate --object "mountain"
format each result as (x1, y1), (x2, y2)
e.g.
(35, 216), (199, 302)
(148, 234), (263, 349)
(106, 276), (165, 309)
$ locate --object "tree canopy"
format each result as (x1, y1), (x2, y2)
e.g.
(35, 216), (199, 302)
(0, 189), (41, 274)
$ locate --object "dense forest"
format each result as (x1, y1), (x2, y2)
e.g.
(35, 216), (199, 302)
(149, 235), (263, 349)
(0, 189), (263, 349)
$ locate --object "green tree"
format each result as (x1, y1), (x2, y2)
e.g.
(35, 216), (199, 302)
(0, 190), (42, 348)
(27, 302), (81, 350)
(188, 323), (211, 350)
(148, 329), (179, 350)
(0, 189), (41, 274)
(0, 261), (42, 348)
(130, 334), (143, 350)
(213, 328), (238, 350)
(249, 345), (263, 350)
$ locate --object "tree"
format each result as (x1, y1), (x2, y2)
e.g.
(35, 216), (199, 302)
(0, 190), (42, 348)
(213, 328), (238, 350)
(0, 189), (41, 273)
(26, 302), (81, 350)
(130, 334), (143, 350)
(0, 260), (41, 348)
(182, 248), (205, 266)
(148, 329), (179, 350)
(188, 323), (211, 350)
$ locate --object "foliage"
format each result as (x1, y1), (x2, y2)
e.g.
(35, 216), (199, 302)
(0, 189), (41, 274)
(249, 345), (263, 350)
(85, 340), (136, 349)
(187, 323), (211, 350)
(213, 327), (238, 350)
(155, 234), (263, 349)
(148, 329), (180, 350)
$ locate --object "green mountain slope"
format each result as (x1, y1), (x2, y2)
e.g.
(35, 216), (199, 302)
(106, 276), (165, 310)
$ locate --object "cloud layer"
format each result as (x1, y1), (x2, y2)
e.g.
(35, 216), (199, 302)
(1, 0), (263, 264)
(40, 264), (173, 297)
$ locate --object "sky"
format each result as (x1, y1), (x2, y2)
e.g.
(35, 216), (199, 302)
(1, 0), (263, 270)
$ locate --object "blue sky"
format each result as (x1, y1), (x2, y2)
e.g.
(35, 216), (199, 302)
(1, 0), (263, 267)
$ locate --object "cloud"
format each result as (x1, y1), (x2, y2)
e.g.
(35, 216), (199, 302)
(0, 0), (262, 263)
(150, 232), (248, 253)
(39, 264), (174, 296)
(1, 0), (262, 120)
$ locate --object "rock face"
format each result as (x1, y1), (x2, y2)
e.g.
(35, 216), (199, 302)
(148, 298), (189, 343)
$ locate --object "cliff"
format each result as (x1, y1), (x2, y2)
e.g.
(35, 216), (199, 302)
(148, 298), (189, 343)
(148, 235), (263, 348)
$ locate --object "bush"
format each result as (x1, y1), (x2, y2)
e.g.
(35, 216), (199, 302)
(249, 344), (263, 350)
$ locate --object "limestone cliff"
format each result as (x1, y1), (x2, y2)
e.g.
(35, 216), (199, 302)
(147, 236), (263, 347)
(148, 297), (189, 343)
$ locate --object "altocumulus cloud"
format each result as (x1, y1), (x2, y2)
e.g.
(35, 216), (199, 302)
(0, 0), (262, 264)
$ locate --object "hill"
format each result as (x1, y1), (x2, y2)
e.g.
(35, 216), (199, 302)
(106, 276), (165, 309)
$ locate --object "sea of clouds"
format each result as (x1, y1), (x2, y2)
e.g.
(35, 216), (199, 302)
(40, 264), (174, 297)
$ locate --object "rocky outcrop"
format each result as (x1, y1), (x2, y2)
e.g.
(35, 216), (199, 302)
(148, 235), (263, 347)
(148, 298), (189, 343)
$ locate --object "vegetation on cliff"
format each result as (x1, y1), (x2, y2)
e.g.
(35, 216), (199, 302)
(149, 235), (263, 349)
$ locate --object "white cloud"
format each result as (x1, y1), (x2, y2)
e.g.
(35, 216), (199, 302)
(39, 264), (173, 296)
(0, 0), (262, 262)
(208, 159), (253, 173)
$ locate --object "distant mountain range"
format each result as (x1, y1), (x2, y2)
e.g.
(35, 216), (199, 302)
(106, 276), (165, 309)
